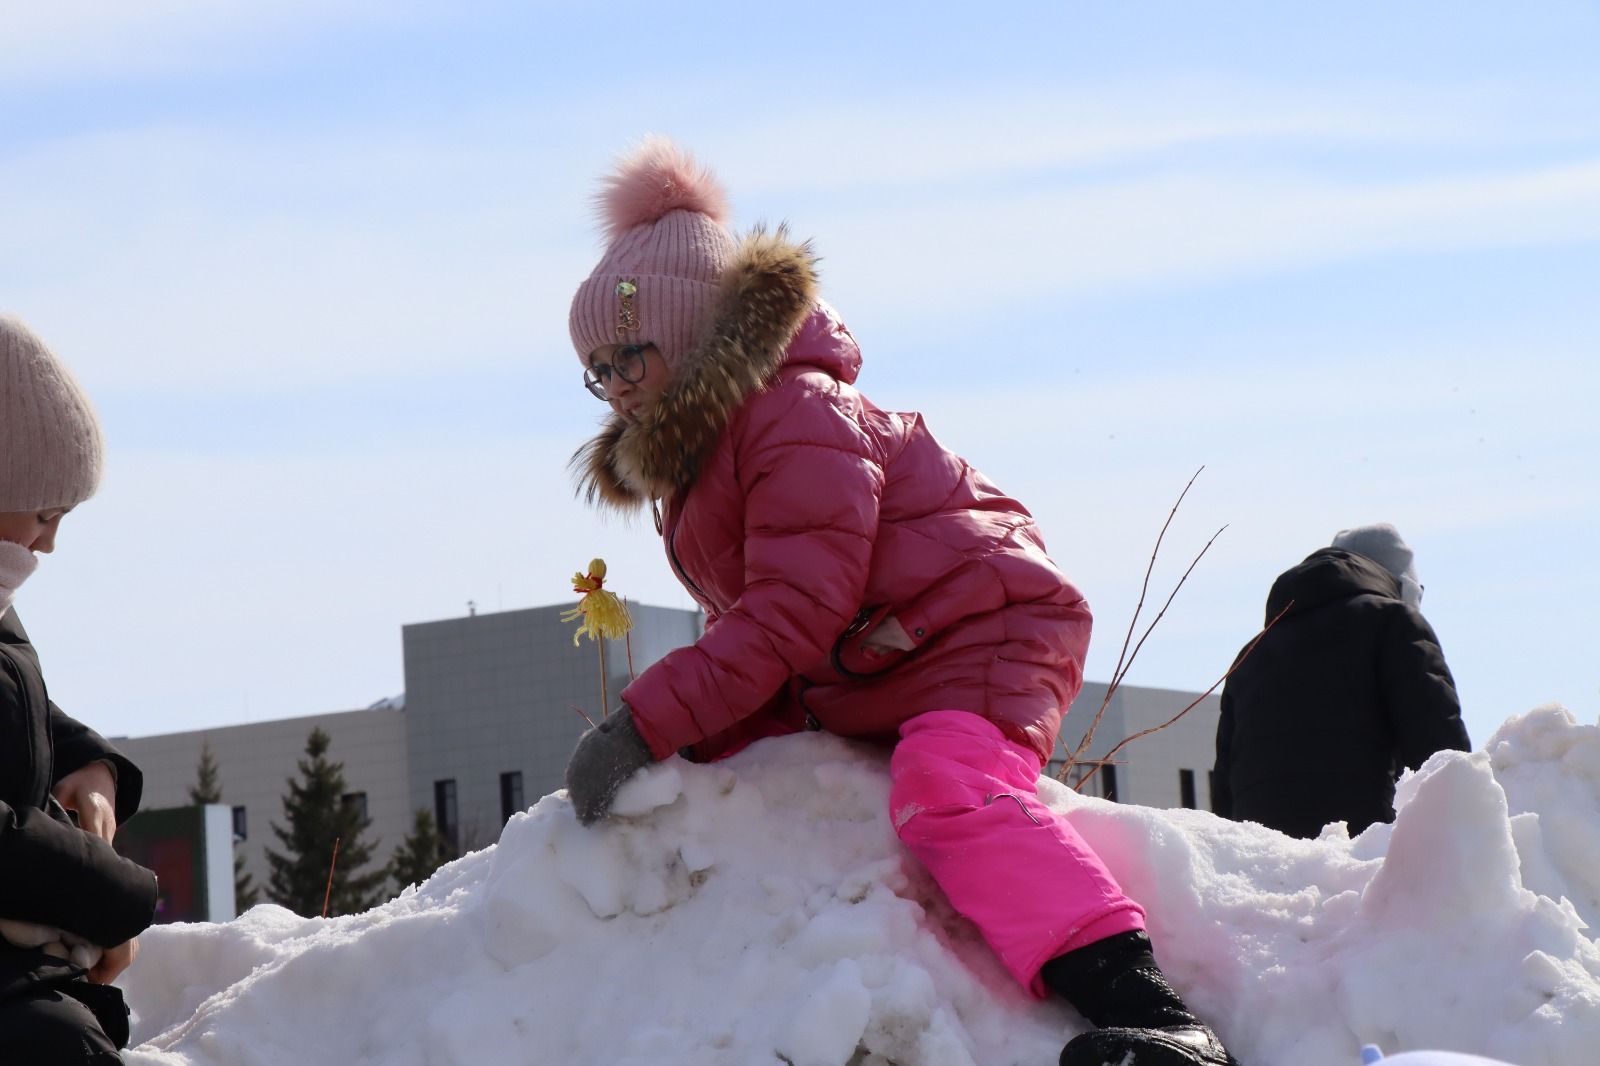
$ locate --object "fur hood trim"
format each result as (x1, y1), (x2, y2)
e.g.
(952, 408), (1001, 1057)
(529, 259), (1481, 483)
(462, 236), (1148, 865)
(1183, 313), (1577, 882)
(574, 228), (819, 510)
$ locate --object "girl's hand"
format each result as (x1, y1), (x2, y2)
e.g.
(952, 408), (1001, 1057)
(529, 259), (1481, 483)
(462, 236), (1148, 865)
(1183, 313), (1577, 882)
(52, 760), (119, 844)
(88, 937), (137, 985)
(565, 707), (654, 825)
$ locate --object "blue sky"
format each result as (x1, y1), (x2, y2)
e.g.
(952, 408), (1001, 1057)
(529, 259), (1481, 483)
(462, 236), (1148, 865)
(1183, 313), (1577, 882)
(3, 2), (1596, 750)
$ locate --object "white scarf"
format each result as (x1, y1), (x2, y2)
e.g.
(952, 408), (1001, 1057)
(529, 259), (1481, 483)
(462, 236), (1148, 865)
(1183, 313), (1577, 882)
(0, 539), (38, 620)
(0, 542), (107, 968)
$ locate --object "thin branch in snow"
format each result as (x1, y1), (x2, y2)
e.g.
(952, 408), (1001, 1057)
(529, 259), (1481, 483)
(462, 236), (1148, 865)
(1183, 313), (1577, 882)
(1059, 467), (1218, 781)
(1072, 599), (1293, 794)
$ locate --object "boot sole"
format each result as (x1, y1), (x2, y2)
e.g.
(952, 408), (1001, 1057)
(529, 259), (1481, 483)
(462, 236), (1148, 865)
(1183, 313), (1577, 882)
(1061, 1026), (1241, 1066)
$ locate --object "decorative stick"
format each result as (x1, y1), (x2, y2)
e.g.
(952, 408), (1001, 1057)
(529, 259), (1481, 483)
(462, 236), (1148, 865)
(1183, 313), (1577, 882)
(562, 559), (635, 721)
(321, 837), (341, 919)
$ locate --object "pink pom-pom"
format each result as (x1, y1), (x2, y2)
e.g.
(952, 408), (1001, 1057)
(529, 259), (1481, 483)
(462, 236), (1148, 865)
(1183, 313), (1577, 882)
(597, 136), (730, 240)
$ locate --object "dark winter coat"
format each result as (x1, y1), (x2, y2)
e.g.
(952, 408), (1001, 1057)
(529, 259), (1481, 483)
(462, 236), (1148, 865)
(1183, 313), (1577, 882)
(1213, 548), (1470, 838)
(577, 231), (1092, 764)
(0, 608), (157, 972)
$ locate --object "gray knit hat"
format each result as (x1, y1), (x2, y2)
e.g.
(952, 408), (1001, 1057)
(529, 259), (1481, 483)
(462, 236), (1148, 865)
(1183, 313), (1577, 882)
(0, 316), (104, 512)
(1331, 523), (1422, 605)
(569, 137), (736, 372)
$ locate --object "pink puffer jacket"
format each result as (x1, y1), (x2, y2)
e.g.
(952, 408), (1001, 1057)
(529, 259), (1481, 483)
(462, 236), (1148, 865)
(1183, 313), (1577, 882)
(576, 231), (1091, 764)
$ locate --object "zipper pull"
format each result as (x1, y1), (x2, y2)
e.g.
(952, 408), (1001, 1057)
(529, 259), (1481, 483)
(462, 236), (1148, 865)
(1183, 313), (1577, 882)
(650, 497), (663, 535)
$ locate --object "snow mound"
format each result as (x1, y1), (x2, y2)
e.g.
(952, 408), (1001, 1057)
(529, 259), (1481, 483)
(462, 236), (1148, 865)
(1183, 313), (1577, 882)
(120, 707), (1600, 1066)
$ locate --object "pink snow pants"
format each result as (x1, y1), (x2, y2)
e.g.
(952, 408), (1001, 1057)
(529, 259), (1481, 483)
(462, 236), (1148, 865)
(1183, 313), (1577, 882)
(890, 710), (1146, 997)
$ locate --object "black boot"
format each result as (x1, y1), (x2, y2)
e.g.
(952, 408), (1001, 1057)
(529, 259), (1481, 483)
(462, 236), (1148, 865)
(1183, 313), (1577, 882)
(1041, 930), (1240, 1066)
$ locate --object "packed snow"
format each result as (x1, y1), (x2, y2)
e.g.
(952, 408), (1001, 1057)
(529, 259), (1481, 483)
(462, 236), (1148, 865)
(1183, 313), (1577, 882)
(118, 705), (1600, 1066)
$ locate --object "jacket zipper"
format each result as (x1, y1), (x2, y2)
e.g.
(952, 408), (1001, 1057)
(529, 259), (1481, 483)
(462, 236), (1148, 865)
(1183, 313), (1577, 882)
(661, 498), (708, 604)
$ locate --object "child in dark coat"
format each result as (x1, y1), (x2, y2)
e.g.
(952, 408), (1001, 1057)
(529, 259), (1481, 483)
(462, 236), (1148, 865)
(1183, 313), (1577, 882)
(0, 316), (159, 1063)
(1216, 523), (1470, 838)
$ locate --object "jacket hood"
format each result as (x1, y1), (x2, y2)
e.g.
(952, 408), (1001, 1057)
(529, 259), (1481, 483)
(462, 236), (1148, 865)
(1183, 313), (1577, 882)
(574, 228), (832, 510)
(1265, 547), (1401, 624)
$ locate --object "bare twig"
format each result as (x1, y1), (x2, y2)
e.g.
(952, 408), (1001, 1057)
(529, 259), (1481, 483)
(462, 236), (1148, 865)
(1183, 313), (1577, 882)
(598, 639), (608, 718)
(1060, 468), (1217, 778)
(1073, 599), (1294, 793)
(1107, 467), (1205, 695)
(569, 704), (597, 730)
(321, 837), (341, 919)
(1108, 523), (1228, 696)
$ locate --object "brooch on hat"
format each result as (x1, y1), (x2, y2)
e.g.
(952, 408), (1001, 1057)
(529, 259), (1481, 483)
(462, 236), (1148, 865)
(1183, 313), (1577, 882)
(615, 278), (640, 336)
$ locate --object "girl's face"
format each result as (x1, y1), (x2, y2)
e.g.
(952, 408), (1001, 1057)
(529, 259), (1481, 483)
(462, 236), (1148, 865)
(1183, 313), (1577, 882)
(0, 509), (70, 553)
(586, 343), (670, 422)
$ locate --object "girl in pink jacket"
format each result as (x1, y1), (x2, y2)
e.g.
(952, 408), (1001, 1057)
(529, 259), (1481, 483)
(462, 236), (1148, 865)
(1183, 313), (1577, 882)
(563, 139), (1238, 1066)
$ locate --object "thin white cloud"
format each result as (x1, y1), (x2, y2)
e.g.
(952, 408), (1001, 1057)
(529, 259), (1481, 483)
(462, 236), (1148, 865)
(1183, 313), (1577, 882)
(702, 75), (1600, 199)
(813, 159), (1600, 335)
(2, 62), (1596, 410)
(0, 2), (431, 83)
(1, 121), (591, 389)
(715, 101), (1442, 196)
(6, 106), (1599, 393)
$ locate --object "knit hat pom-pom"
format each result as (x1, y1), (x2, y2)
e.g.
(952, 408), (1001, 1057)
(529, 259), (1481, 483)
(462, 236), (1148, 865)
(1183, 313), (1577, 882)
(598, 135), (731, 241)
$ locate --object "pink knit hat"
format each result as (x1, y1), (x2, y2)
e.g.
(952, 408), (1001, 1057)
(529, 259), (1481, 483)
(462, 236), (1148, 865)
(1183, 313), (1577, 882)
(0, 316), (104, 512)
(569, 137), (736, 372)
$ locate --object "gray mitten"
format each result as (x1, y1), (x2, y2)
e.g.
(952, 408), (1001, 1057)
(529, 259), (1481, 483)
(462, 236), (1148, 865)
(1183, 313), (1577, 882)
(564, 707), (655, 825)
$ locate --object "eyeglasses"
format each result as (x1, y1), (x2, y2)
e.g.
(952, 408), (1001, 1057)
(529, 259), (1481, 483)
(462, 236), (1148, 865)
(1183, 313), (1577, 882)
(583, 344), (651, 401)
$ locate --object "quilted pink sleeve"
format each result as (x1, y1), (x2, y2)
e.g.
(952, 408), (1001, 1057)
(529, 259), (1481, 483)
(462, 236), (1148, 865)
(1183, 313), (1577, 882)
(624, 382), (883, 758)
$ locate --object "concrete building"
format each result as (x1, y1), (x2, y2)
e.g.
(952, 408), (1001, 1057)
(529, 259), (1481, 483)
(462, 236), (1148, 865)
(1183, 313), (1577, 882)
(117, 600), (1219, 901)
(1048, 679), (1223, 811)
(117, 705), (412, 904)
(399, 603), (702, 853)
(117, 602), (701, 896)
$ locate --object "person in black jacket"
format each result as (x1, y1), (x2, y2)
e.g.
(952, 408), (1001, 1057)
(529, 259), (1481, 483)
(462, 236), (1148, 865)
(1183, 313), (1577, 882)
(0, 316), (158, 1063)
(1214, 523), (1470, 839)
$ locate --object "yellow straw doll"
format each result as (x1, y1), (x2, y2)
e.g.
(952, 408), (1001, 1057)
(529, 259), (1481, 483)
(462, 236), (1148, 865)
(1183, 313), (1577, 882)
(561, 559), (634, 718)
(562, 559), (632, 644)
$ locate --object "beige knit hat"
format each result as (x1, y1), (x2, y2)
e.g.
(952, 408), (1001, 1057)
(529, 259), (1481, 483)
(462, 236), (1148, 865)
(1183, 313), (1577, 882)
(0, 316), (104, 512)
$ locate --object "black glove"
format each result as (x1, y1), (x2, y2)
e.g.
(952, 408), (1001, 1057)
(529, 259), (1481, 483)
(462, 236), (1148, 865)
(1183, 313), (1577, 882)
(564, 707), (655, 825)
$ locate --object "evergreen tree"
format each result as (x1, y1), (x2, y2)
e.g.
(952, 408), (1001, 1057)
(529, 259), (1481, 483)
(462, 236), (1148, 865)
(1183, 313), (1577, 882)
(264, 728), (387, 917)
(187, 741), (260, 910)
(187, 741), (222, 805)
(231, 851), (261, 911)
(388, 808), (449, 896)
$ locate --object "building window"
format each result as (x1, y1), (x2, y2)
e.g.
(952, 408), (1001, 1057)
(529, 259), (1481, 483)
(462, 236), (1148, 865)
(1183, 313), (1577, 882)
(341, 791), (368, 822)
(1179, 769), (1197, 809)
(500, 771), (525, 825)
(434, 779), (459, 851)
(231, 805), (248, 843)
(1101, 764), (1119, 803)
